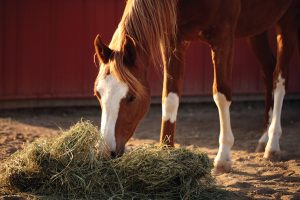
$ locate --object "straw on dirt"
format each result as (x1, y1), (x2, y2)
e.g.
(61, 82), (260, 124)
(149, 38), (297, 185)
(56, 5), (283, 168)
(0, 120), (217, 199)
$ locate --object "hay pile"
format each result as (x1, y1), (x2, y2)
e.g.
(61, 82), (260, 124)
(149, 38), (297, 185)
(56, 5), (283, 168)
(0, 121), (215, 199)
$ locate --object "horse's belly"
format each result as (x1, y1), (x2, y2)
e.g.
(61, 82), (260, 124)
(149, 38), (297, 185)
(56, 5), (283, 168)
(235, 0), (292, 37)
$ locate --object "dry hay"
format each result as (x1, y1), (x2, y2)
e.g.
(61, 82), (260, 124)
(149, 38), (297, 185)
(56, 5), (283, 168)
(0, 121), (230, 199)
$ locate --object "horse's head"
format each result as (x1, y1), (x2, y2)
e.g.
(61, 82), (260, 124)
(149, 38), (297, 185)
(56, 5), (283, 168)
(94, 35), (151, 157)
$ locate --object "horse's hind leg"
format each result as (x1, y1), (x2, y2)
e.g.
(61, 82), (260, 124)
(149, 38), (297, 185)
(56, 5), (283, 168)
(248, 32), (276, 152)
(264, 15), (298, 161)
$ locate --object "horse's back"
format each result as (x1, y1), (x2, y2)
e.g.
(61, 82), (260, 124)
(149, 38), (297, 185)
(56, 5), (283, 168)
(236, 0), (292, 37)
(178, 0), (292, 40)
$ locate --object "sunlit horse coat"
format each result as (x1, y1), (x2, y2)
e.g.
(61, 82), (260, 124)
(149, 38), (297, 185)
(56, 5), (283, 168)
(94, 0), (300, 173)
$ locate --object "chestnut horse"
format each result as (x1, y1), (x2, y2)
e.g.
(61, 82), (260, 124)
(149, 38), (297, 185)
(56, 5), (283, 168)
(94, 0), (300, 173)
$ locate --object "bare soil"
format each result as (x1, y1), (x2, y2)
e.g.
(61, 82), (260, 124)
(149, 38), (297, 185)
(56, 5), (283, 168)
(0, 100), (299, 199)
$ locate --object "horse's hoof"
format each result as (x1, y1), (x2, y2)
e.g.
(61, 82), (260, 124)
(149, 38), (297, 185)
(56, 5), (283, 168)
(213, 160), (232, 175)
(264, 150), (281, 161)
(255, 142), (266, 152)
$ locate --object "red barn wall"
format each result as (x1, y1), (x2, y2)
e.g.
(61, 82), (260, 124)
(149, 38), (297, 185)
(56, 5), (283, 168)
(0, 0), (300, 102)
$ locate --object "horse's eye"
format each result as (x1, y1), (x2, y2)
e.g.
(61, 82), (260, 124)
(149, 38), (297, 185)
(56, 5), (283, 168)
(127, 95), (136, 103)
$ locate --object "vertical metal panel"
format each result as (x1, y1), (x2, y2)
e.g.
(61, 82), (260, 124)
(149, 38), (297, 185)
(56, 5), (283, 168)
(0, 0), (3, 97)
(2, 0), (19, 97)
(0, 0), (299, 101)
(182, 42), (213, 96)
(17, 0), (52, 97)
(0, 0), (124, 100)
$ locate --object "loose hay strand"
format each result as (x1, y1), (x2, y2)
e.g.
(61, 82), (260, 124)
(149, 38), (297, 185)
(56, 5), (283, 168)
(0, 120), (217, 199)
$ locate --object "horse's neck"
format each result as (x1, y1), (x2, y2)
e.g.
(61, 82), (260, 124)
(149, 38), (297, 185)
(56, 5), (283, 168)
(136, 45), (152, 76)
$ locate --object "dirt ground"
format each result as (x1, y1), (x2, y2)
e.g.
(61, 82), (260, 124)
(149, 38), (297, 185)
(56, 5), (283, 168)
(0, 100), (299, 199)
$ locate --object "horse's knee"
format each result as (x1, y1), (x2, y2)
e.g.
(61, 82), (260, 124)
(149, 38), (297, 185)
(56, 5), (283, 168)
(213, 92), (234, 146)
(162, 92), (180, 123)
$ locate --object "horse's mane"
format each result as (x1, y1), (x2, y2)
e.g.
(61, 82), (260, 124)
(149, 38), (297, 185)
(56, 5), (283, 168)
(108, 0), (178, 99)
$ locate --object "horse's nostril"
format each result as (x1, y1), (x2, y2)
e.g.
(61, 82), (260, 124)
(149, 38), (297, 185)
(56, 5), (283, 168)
(111, 151), (117, 158)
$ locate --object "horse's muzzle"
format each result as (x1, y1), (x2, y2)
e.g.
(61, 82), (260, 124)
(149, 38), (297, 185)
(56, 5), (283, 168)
(110, 146), (125, 158)
(110, 151), (118, 158)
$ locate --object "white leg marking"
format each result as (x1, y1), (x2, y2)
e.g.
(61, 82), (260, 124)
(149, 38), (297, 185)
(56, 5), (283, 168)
(213, 92), (234, 170)
(96, 74), (128, 151)
(162, 92), (179, 123)
(259, 108), (273, 144)
(265, 73), (285, 158)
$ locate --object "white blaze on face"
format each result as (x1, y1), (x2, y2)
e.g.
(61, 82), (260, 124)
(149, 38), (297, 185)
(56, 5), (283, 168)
(213, 92), (234, 167)
(96, 74), (129, 151)
(265, 73), (285, 155)
(162, 92), (179, 123)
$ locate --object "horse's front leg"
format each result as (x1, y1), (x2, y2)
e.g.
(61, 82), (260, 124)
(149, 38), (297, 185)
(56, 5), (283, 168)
(210, 25), (237, 173)
(160, 41), (188, 146)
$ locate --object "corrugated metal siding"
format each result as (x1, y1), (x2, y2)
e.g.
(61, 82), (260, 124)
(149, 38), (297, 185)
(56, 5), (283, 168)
(0, 0), (299, 100)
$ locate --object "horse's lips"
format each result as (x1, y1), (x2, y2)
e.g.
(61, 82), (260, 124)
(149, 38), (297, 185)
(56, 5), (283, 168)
(110, 145), (125, 158)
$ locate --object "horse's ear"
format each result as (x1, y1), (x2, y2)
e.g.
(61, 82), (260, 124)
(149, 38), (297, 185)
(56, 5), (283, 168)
(94, 34), (112, 64)
(93, 53), (100, 67)
(123, 35), (136, 66)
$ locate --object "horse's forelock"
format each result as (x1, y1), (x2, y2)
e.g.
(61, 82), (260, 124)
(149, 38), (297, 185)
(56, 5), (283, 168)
(110, 52), (147, 100)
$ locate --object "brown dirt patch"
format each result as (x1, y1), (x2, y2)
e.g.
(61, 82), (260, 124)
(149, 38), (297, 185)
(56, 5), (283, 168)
(0, 101), (299, 199)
